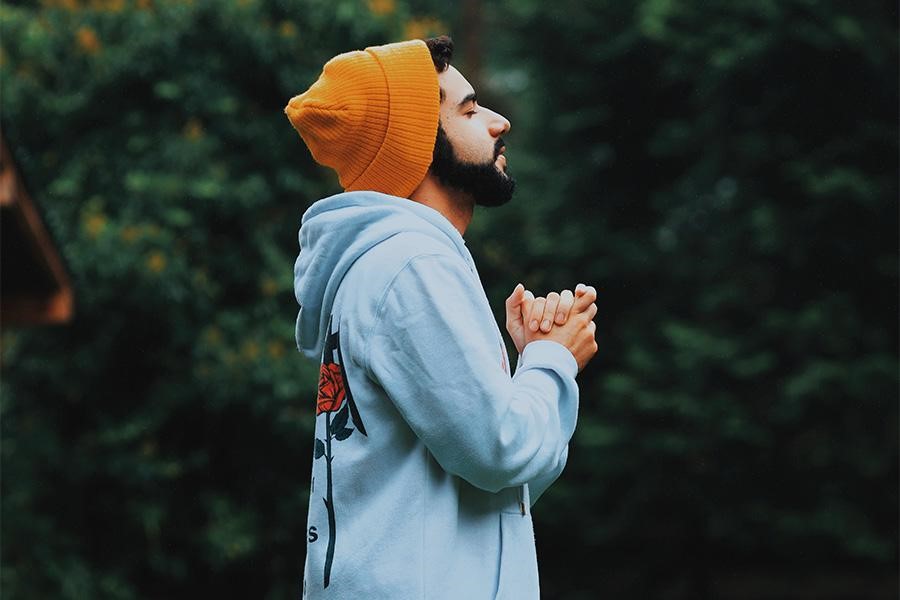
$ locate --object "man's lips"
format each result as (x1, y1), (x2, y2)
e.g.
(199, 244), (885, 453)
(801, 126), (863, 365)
(495, 145), (507, 169)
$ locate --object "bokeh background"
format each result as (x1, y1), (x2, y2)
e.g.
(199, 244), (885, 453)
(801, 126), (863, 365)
(1, 0), (897, 598)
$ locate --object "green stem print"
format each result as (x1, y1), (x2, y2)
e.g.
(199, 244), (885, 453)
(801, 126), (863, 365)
(313, 321), (367, 589)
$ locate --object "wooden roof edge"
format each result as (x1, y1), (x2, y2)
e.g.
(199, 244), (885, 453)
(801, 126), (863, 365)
(1, 128), (75, 323)
(1, 288), (74, 326)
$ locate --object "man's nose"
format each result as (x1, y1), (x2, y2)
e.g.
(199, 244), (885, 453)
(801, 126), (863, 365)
(487, 109), (511, 137)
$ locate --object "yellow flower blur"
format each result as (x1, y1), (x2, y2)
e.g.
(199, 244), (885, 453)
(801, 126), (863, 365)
(367, 0), (395, 16)
(183, 118), (204, 141)
(241, 340), (260, 361)
(121, 226), (140, 243)
(76, 26), (101, 54)
(85, 213), (107, 238)
(404, 17), (445, 41)
(204, 326), (223, 345)
(146, 251), (167, 273)
(260, 276), (278, 297)
(278, 21), (297, 38)
(268, 340), (285, 359)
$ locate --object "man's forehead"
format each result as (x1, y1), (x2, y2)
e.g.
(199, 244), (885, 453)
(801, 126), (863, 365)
(438, 65), (475, 106)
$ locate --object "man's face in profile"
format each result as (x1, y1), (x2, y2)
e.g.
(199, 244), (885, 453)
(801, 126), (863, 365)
(430, 65), (516, 207)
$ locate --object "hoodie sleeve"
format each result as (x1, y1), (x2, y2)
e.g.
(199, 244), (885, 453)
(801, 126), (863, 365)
(510, 352), (572, 505)
(364, 253), (579, 495)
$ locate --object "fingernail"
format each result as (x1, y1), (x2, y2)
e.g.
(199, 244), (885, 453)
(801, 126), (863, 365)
(557, 312), (565, 321)
(542, 320), (552, 331)
(530, 320), (538, 331)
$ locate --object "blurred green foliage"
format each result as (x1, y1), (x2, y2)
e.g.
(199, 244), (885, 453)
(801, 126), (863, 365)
(1, 0), (896, 598)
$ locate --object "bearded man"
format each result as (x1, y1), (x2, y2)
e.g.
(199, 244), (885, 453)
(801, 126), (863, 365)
(285, 35), (598, 599)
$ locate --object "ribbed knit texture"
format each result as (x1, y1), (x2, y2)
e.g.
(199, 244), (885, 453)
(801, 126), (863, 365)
(284, 40), (440, 199)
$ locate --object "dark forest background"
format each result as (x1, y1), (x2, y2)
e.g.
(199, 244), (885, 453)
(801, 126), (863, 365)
(1, 0), (897, 598)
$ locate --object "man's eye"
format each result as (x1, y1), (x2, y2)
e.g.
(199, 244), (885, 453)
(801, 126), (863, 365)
(466, 110), (478, 116)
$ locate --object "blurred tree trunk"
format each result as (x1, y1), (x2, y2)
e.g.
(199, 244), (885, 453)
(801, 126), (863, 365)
(461, 0), (483, 90)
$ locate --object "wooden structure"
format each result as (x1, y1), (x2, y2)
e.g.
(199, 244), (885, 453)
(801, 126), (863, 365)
(1, 132), (74, 325)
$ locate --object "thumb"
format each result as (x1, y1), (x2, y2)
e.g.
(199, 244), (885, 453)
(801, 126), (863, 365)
(505, 283), (526, 326)
(505, 283), (525, 310)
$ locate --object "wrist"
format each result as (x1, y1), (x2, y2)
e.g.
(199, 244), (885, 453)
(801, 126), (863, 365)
(520, 340), (579, 379)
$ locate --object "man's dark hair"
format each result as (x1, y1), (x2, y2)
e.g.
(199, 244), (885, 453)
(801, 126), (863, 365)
(424, 36), (453, 73)
(424, 36), (452, 103)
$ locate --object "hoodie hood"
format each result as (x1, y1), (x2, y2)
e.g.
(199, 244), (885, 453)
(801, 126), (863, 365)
(294, 191), (472, 360)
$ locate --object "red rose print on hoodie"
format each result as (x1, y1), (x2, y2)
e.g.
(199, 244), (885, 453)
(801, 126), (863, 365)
(317, 363), (346, 415)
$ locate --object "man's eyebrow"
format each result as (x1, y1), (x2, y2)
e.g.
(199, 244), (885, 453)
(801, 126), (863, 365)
(456, 92), (477, 109)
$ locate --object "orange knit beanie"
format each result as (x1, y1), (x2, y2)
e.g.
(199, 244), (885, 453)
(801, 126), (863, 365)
(284, 40), (440, 199)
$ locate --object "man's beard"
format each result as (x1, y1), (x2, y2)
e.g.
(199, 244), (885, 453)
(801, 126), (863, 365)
(429, 124), (516, 207)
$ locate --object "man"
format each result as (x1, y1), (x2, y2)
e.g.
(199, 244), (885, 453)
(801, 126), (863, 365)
(285, 36), (598, 599)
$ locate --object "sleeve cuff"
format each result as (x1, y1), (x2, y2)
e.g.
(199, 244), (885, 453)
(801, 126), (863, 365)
(519, 340), (578, 380)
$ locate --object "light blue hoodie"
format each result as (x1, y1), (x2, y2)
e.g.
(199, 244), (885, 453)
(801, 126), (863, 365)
(294, 191), (579, 599)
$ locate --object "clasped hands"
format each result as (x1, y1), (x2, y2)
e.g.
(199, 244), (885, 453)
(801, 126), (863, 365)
(505, 283), (599, 372)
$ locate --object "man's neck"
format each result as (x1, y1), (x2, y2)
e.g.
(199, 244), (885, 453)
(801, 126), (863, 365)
(408, 174), (474, 236)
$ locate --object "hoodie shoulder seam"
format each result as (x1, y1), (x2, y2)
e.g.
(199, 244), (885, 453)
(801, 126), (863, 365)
(362, 251), (467, 375)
